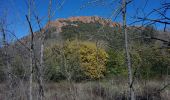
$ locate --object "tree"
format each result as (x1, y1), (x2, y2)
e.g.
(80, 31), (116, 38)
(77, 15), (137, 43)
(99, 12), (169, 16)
(122, 0), (135, 99)
(26, 5), (34, 99)
(0, 15), (13, 99)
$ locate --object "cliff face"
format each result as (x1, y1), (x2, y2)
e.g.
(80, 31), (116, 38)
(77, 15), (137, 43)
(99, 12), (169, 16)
(45, 16), (121, 32)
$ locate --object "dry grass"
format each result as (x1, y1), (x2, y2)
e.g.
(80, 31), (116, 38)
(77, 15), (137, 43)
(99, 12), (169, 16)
(0, 79), (169, 100)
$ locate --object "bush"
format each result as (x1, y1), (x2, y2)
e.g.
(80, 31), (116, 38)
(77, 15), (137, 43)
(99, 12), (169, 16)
(44, 43), (67, 81)
(106, 50), (127, 76)
(44, 41), (108, 81)
(139, 47), (170, 78)
(79, 41), (108, 79)
(11, 55), (25, 79)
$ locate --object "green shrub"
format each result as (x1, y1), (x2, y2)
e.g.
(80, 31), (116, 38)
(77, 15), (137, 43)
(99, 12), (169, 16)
(11, 55), (25, 79)
(106, 49), (142, 77)
(139, 47), (170, 78)
(106, 50), (127, 76)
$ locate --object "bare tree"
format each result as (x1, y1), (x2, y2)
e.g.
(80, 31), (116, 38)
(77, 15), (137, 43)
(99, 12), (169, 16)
(122, 0), (135, 100)
(36, 0), (52, 99)
(0, 17), (13, 100)
(26, 0), (34, 98)
(134, 2), (170, 32)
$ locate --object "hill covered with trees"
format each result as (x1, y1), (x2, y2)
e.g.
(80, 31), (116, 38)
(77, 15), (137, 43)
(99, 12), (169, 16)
(0, 16), (169, 80)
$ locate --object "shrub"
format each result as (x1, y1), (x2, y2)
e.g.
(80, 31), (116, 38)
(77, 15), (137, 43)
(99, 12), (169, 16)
(78, 41), (108, 79)
(11, 55), (25, 79)
(106, 50), (127, 76)
(44, 41), (108, 81)
(44, 43), (67, 81)
(139, 47), (170, 78)
(106, 49), (142, 77)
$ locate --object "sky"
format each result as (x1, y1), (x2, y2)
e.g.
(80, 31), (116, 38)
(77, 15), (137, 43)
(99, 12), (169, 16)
(0, 0), (170, 39)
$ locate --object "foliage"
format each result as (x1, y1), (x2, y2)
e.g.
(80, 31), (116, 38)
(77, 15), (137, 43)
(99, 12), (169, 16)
(44, 41), (108, 81)
(139, 47), (170, 78)
(140, 25), (157, 44)
(0, 21), (168, 83)
(45, 27), (57, 39)
(78, 41), (108, 79)
(103, 27), (124, 49)
(61, 22), (103, 40)
(61, 22), (123, 49)
(11, 55), (25, 79)
(106, 49), (142, 77)
(44, 43), (67, 81)
(106, 50), (127, 76)
(128, 25), (158, 45)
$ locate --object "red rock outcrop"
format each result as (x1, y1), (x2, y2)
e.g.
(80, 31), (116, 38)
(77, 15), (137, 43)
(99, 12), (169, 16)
(45, 16), (121, 33)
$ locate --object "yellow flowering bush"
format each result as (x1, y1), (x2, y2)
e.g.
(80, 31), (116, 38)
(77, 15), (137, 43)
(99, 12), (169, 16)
(44, 41), (108, 81)
(78, 41), (108, 79)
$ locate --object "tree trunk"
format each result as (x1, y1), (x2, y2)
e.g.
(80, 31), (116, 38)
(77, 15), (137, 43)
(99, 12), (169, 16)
(39, 43), (44, 100)
(26, 15), (34, 100)
(122, 0), (135, 100)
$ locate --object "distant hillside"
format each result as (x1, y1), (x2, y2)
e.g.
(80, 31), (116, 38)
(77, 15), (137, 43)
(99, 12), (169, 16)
(4, 16), (170, 60)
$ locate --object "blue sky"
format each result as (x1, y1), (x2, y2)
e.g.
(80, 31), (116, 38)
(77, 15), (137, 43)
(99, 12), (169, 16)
(0, 0), (169, 39)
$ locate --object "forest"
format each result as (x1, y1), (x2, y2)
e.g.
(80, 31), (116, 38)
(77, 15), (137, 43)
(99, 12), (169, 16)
(0, 0), (170, 100)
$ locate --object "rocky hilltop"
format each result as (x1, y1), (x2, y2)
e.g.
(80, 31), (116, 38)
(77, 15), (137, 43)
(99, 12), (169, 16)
(45, 16), (120, 32)
(19, 16), (121, 45)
